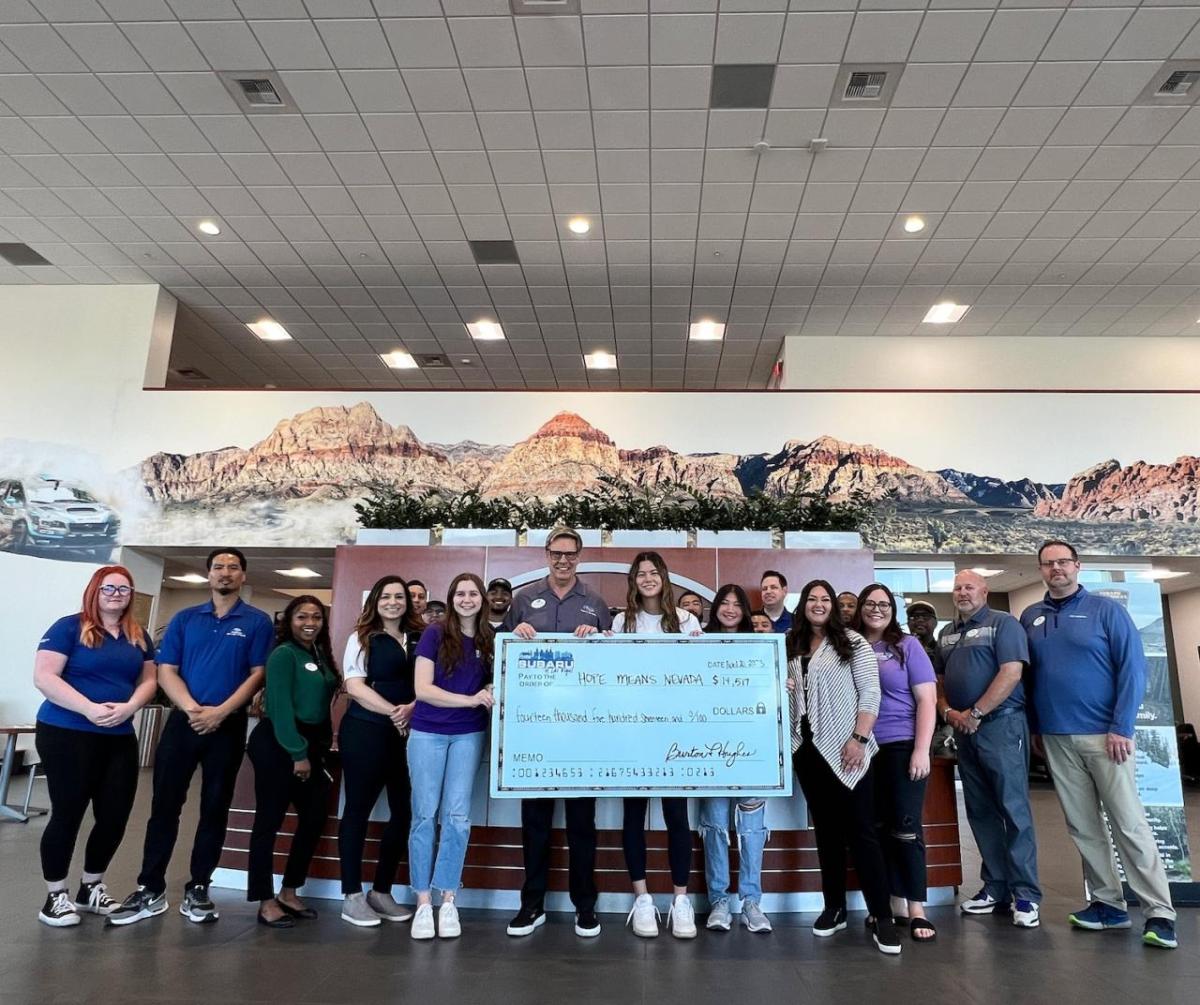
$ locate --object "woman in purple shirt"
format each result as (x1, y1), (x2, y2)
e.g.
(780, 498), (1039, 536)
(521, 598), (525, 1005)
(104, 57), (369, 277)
(853, 582), (938, 941)
(407, 573), (495, 941)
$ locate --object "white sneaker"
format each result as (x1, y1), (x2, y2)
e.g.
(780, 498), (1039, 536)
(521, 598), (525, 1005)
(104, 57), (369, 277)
(411, 903), (435, 940)
(1012, 899), (1040, 928)
(627, 893), (660, 938)
(668, 895), (697, 939)
(438, 901), (462, 939)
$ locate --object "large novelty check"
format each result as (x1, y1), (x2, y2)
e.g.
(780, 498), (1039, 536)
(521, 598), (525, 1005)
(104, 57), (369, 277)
(489, 634), (792, 799)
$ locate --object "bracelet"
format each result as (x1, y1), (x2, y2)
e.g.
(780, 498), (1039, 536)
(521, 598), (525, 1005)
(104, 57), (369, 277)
(850, 731), (870, 745)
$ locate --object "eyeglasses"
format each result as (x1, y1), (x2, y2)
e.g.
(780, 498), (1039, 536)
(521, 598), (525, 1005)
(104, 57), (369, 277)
(861, 600), (892, 612)
(547, 550), (579, 563)
(99, 585), (132, 597)
(1039, 559), (1077, 568)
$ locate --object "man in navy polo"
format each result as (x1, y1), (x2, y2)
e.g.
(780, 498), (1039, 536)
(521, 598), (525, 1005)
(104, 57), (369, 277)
(937, 570), (1041, 928)
(503, 526), (611, 940)
(759, 571), (792, 633)
(109, 548), (272, 927)
(1021, 541), (1177, 949)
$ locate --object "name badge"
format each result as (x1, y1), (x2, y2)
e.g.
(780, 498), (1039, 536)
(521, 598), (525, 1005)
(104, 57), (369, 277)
(966, 629), (978, 638)
(305, 662), (319, 672)
(531, 598), (546, 609)
(1033, 616), (1046, 626)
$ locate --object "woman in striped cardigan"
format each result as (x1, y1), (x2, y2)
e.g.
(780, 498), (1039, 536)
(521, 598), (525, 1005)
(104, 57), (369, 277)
(787, 579), (901, 956)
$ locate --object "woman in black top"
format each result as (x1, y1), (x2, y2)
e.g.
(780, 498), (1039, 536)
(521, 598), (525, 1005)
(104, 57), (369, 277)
(337, 575), (425, 927)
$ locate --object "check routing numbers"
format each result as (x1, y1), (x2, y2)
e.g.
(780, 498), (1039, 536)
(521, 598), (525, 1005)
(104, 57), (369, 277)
(490, 634), (792, 798)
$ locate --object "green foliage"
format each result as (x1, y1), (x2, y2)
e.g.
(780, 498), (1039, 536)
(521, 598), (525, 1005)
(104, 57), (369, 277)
(355, 474), (871, 534)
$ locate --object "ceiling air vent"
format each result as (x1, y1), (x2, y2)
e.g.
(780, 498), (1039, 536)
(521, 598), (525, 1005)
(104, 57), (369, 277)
(845, 71), (887, 100)
(829, 64), (904, 108)
(510, 0), (580, 14)
(0, 243), (51, 266)
(169, 367), (211, 383)
(469, 240), (520, 265)
(1136, 61), (1200, 105)
(217, 71), (294, 114)
(415, 354), (452, 368)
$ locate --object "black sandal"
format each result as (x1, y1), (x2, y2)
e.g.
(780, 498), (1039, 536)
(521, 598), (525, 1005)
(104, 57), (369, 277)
(278, 902), (318, 920)
(910, 917), (937, 941)
(257, 910), (295, 929)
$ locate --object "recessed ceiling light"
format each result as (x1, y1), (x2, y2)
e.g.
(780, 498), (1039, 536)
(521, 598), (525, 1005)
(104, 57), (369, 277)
(567, 217), (591, 234)
(584, 350), (617, 370)
(247, 319), (292, 341)
(903, 215), (925, 233)
(380, 350), (419, 369)
(276, 567), (321, 579)
(170, 573), (208, 584)
(923, 302), (970, 324)
(1146, 568), (1188, 580)
(970, 567), (1004, 577)
(689, 319), (726, 341)
(466, 320), (505, 341)
(197, 220), (221, 236)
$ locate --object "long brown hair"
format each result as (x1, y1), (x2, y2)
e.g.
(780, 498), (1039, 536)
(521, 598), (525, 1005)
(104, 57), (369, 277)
(354, 574), (425, 654)
(80, 566), (147, 650)
(621, 551), (681, 634)
(275, 594), (341, 682)
(786, 579), (853, 662)
(437, 572), (494, 676)
(852, 582), (905, 662)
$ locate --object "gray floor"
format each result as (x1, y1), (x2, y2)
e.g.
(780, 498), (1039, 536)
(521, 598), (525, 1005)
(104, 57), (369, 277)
(1, 773), (1197, 1005)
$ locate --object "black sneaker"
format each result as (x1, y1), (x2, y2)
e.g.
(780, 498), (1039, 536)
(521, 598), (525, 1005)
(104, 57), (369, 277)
(506, 904), (546, 936)
(575, 908), (601, 937)
(179, 883), (219, 924)
(75, 880), (119, 916)
(873, 917), (903, 956)
(813, 906), (847, 937)
(106, 886), (168, 927)
(39, 890), (82, 928)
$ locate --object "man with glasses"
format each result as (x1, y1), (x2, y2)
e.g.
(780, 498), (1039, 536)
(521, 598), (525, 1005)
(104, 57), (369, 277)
(502, 527), (612, 939)
(109, 548), (272, 927)
(1020, 541), (1178, 949)
(936, 570), (1041, 929)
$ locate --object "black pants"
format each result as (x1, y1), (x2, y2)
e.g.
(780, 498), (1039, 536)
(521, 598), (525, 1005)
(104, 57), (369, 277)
(245, 719), (331, 902)
(35, 722), (139, 882)
(520, 797), (597, 911)
(873, 740), (929, 902)
(337, 714), (410, 895)
(622, 797), (692, 887)
(794, 743), (891, 918)
(138, 708), (247, 894)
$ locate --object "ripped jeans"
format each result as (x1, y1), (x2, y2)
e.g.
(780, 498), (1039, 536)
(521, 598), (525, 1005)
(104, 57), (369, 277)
(872, 739), (928, 903)
(698, 797), (769, 904)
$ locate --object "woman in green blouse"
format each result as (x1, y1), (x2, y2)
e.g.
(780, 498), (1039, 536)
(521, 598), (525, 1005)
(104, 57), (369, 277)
(246, 595), (340, 927)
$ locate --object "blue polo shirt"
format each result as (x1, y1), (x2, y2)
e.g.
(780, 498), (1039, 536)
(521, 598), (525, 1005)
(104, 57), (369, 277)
(768, 607), (793, 634)
(37, 615), (156, 735)
(937, 605), (1029, 713)
(157, 598), (273, 706)
(1020, 586), (1146, 738)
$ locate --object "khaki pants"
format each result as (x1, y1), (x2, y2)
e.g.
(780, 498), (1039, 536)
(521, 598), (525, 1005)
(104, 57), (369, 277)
(1042, 733), (1175, 920)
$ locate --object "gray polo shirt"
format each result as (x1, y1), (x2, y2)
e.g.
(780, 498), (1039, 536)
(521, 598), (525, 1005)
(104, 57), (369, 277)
(502, 577), (613, 633)
(937, 604), (1029, 712)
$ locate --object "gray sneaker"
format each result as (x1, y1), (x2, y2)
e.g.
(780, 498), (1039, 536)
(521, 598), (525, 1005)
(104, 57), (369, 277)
(706, 898), (733, 931)
(179, 883), (218, 924)
(366, 890), (413, 923)
(340, 892), (381, 928)
(741, 900), (772, 933)
(106, 886), (168, 927)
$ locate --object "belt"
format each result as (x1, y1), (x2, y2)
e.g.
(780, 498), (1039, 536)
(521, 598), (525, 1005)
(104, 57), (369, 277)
(981, 705), (1022, 724)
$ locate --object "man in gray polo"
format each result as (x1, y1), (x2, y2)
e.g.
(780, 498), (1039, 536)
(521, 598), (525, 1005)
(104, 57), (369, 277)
(937, 570), (1041, 929)
(502, 527), (612, 940)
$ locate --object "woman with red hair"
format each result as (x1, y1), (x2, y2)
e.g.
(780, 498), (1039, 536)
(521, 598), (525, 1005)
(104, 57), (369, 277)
(32, 566), (158, 927)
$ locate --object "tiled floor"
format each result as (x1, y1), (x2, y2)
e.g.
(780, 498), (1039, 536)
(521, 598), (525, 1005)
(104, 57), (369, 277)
(1, 774), (1195, 1005)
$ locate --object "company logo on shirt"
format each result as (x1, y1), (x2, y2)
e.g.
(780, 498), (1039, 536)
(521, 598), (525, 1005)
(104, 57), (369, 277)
(226, 627), (247, 638)
(580, 605), (600, 618)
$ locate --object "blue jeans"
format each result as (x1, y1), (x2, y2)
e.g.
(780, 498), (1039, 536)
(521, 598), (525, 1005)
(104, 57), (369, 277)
(698, 797), (768, 904)
(407, 728), (484, 895)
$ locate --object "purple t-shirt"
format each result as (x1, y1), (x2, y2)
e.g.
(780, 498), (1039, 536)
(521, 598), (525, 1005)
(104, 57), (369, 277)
(410, 623), (488, 735)
(872, 634), (937, 744)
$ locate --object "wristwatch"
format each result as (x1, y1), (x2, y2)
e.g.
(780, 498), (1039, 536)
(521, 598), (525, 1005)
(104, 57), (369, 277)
(969, 706), (984, 721)
(850, 731), (870, 745)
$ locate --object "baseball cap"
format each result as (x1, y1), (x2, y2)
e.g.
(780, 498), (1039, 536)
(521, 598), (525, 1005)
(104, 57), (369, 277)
(487, 578), (513, 593)
(906, 600), (937, 617)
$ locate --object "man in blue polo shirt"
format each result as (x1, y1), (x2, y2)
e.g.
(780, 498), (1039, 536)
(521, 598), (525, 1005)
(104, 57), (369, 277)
(109, 548), (272, 927)
(936, 570), (1041, 928)
(1021, 541), (1177, 950)
(759, 571), (792, 633)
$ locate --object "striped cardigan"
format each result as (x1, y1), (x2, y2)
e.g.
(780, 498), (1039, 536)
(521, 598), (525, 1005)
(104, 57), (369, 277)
(788, 630), (882, 790)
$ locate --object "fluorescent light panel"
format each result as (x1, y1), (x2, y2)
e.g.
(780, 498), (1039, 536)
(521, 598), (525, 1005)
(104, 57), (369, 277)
(584, 350), (617, 370)
(197, 220), (221, 235)
(467, 320), (505, 341)
(380, 350), (419, 369)
(247, 319), (292, 341)
(689, 320), (726, 341)
(170, 573), (208, 584)
(276, 567), (321, 578)
(923, 302), (970, 324)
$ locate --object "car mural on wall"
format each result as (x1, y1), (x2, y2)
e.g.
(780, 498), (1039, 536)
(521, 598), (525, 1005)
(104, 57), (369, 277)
(0, 476), (120, 561)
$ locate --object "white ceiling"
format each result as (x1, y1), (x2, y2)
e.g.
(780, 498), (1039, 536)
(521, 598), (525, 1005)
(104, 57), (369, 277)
(5, 1), (1200, 390)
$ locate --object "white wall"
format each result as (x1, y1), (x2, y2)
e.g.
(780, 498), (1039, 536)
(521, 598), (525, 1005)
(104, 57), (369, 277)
(1006, 581), (1045, 619)
(1168, 587), (1200, 725)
